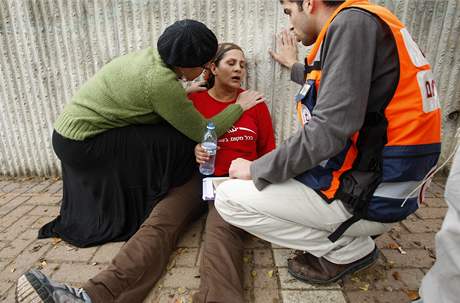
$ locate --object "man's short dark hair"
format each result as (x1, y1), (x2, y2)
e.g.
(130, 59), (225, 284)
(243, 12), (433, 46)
(280, 0), (345, 11)
(323, 0), (346, 7)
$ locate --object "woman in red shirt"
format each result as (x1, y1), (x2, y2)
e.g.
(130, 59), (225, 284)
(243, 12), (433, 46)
(190, 43), (275, 175)
(189, 43), (276, 302)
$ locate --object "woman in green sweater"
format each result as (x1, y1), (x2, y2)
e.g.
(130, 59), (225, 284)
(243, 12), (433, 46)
(37, 20), (264, 247)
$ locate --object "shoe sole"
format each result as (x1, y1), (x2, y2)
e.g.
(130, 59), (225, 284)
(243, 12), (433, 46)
(288, 248), (380, 285)
(15, 272), (54, 303)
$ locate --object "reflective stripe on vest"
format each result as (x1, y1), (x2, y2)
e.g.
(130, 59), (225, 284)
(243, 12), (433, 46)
(295, 0), (441, 225)
(373, 181), (421, 199)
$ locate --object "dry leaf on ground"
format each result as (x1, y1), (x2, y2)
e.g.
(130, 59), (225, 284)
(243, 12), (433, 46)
(405, 289), (420, 300)
(359, 283), (369, 291)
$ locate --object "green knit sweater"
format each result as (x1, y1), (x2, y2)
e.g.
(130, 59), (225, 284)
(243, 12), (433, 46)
(54, 48), (243, 142)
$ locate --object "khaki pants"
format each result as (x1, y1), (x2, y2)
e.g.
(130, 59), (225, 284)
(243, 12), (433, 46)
(83, 174), (246, 303)
(215, 178), (391, 264)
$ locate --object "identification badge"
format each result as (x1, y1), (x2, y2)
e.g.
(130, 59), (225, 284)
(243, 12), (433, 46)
(295, 83), (311, 102)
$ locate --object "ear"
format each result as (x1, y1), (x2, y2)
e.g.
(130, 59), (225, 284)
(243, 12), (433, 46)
(303, 0), (314, 14)
(210, 63), (218, 75)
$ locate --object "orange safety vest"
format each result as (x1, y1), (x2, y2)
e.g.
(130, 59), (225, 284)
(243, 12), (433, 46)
(295, 0), (441, 241)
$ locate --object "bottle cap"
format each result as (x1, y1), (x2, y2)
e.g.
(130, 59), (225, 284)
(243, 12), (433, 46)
(207, 121), (215, 129)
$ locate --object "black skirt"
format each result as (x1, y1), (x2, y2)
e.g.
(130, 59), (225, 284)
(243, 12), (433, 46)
(38, 123), (197, 247)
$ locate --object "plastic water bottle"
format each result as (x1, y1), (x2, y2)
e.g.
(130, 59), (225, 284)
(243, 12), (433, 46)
(199, 122), (217, 175)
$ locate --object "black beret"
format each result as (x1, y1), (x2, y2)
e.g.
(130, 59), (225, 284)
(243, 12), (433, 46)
(157, 19), (218, 68)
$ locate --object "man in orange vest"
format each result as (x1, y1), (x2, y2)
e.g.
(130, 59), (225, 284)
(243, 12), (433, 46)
(215, 0), (441, 284)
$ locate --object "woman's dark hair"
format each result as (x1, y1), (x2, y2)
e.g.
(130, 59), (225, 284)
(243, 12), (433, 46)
(205, 43), (244, 89)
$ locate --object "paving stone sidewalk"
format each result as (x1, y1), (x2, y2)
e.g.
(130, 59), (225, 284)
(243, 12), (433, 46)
(0, 176), (447, 303)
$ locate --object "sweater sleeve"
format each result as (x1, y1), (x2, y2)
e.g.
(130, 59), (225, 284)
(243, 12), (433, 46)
(150, 76), (243, 142)
(256, 103), (276, 157)
(250, 10), (381, 190)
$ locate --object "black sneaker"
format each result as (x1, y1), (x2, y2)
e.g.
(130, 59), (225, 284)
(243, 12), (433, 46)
(16, 268), (92, 303)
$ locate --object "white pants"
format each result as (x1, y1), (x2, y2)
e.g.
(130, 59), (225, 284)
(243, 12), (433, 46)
(215, 178), (392, 264)
(420, 146), (460, 303)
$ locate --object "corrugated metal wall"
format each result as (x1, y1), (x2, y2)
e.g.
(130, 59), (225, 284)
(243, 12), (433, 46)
(1, 0), (459, 177)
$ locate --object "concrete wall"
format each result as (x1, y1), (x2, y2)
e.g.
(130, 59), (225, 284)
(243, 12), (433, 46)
(0, 0), (459, 177)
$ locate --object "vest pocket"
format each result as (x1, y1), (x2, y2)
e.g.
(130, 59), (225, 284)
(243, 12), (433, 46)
(335, 170), (382, 217)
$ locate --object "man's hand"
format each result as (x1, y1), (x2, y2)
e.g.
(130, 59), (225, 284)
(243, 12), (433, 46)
(269, 29), (298, 69)
(229, 158), (252, 180)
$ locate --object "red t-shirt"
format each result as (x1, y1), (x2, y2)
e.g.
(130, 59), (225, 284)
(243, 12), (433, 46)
(189, 90), (276, 176)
